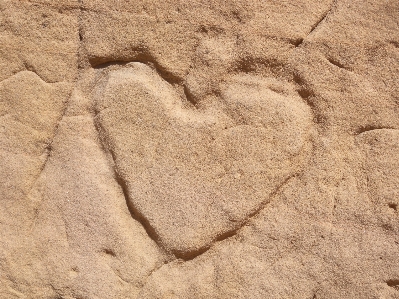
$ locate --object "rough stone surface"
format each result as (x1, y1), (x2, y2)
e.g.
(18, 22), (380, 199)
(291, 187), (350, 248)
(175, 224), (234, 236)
(0, 0), (398, 298)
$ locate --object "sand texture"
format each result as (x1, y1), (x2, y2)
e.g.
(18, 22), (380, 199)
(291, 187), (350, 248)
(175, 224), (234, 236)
(1, 0), (399, 298)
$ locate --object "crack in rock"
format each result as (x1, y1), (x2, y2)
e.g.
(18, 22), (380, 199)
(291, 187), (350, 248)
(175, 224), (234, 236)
(91, 61), (309, 260)
(295, 0), (336, 47)
(89, 46), (313, 261)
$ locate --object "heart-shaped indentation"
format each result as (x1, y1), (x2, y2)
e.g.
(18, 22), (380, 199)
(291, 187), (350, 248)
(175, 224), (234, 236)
(94, 62), (313, 257)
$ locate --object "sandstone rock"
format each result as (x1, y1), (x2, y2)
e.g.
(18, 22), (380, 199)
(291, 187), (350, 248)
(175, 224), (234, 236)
(94, 63), (312, 257)
(1, 0), (398, 298)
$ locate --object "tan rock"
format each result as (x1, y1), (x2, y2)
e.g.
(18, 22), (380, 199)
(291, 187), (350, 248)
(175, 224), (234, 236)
(94, 63), (313, 257)
(1, 0), (399, 298)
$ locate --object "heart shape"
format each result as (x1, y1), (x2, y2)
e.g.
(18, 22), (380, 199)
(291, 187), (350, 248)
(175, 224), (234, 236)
(94, 62), (313, 257)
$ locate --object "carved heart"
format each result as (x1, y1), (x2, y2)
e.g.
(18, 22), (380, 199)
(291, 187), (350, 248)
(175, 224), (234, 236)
(94, 62), (313, 257)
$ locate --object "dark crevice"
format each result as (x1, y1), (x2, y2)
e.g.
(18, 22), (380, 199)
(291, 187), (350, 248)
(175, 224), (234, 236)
(174, 246), (210, 261)
(22, 62), (50, 83)
(111, 152), (163, 247)
(388, 203), (398, 211)
(102, 248), (116, 257)
(90, 51), (183, 85)
(49, 284), (63, 299)
(246, 174), (297, 219)
(295, 0), (335, 47)
(198, 25), (225, 35)
(386, 279), (399, 290)
(140, 260), (172, 290)
(327, 57), (351, 70)
(92, 60), (128, 69)
(22, 1), (79, 14)
(234, 57), (284, 74)
(92, 117), (174, 259)
(308, 0), (335, 35)
(91, 57), (197, 110)
(327, 58), (344, 69)
(290, 38), (304, 47)
(293, 73), (325, 124)
(28, 90), (71, 195)
(293, 73), (306, 88)
(79, 5), (109, 14)
(231, 10), (242, 23)
(382, 223), (394, 232)
(93, 115), (179, 286)
(389, 40), (399, 48)
(174, 228), (240, 261)
(308, 10), (330, 35)
(183, 85), (198, 107)
(92, 56), (198, 110)
(235, 57), (258, 73)
(77, 0), (88, 69)
(297, 88), (313, 101)
(78, 0), (83, 34)
(175, 173), (297, 261)
(255, 35), (304, 47)
(355, 125), (395, 135)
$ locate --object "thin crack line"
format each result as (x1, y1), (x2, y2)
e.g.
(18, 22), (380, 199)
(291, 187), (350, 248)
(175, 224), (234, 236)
(90, 61), (304, 262)
(0, 69), (50, 85)
(22, 62), (51, 83)
(93, 100), (299, 262)
(139, 173), (298, 291)
(92, 107), (298, 262)
(295, 0), (337, 47)
(25, 95), (81, 242)
(26, 0), (82, 227)
(355, 126), (397, 136)
(27, 92), (71, 197)
(91, 113), (175, 261)
(308, 2), (335, 35)
(177, 173), (299, 261)
(138, 260), (172, 291)
(27, 92), (73, 235)
(92, 110), (178, 292)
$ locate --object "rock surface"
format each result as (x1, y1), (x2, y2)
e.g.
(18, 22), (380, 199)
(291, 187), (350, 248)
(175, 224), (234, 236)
(0, 0), (398, 298)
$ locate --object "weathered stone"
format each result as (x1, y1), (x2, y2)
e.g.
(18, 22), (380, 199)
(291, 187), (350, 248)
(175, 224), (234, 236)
(1, 0), (398, 298)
